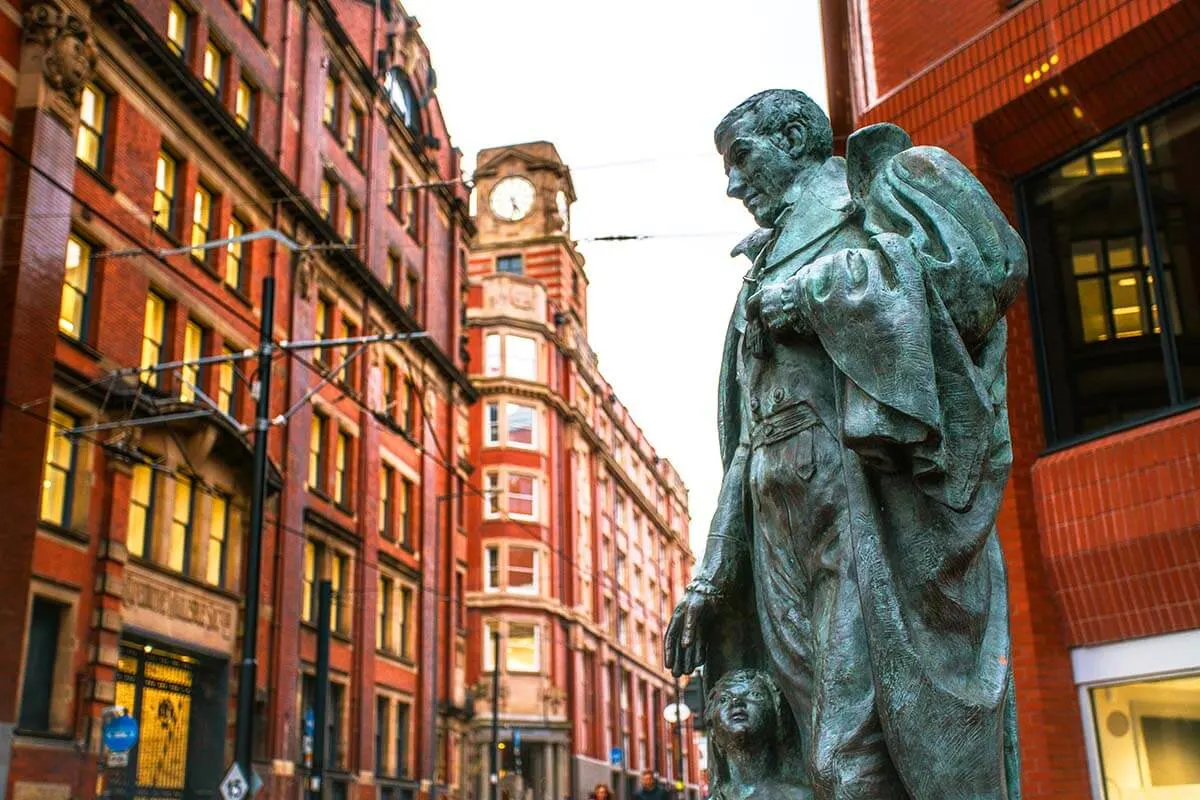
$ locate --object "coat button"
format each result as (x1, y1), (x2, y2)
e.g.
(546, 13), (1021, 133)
(773, 387), (785, 402)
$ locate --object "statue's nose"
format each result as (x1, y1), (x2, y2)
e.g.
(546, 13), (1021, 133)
(727, 168), (747, 199)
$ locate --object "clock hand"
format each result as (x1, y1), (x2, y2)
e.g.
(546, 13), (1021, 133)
(511, 198), (520, 218)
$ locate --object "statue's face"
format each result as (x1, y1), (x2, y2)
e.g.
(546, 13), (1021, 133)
(718, 113), (807, 229)
(712, 675), (773, 742)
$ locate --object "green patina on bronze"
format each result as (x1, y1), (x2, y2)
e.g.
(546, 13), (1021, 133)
(664, 90), (1026, 800)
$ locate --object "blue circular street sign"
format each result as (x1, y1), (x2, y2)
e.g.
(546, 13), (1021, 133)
(103, 714), (139, 753)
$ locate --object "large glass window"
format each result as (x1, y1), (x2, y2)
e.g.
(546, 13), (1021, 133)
(153, 151), (177, 232)
(1023, 93), (1200, 441)
(180, 320), (204, 402)
(506, 403), (535, 447)
(169, 475), (194, 573)
(505, 335), (537, 380)
(207, 494), (229, 587)
(507, 623), (539, 673)
(127, 463), (155, 558)
(507, 547), (538, 595)
(506, 473), (537, 519)
(1090, 674), (1200, 796)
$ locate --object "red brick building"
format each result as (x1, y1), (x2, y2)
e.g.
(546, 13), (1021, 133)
(0, 1), (475, 799)
(820, 0), (1199, 797)
(464, 143), (702, 800)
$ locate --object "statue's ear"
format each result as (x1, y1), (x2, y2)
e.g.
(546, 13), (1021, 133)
(783, 122), (808, 159)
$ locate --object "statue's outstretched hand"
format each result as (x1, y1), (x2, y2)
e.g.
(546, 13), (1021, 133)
(665, 580), (721, 676)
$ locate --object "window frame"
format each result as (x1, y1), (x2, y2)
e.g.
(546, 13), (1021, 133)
(346, 104), (364, 164)
(76, 82), (109, 172)
(207, 493), (230, 587)
(202, 40), (226, 96)
(235, 78), (256, 133)
(323, 70), (342, 134)
(166, 1), (191, 57)
(483, 545), (499, 592)
(379, 464), (394, 540)
(309, 411), (328, 493)
(168, 474), (195, 574)
(505, 622), (541, 674)
(59, 232), (95, 342)
(179, 318), (206, 402)
(226, 215), (247, 292)
(504, 401), (537, 449)
(506, 545), (539, 596)
(333, 429), (351, 507)
(127, 462), (157, 559)
(140, 291), (168, 388)
(398, 477), (413, 549)
(495, 254), (524, 275)
(39, 409), (78, 528)
(153, 150), (179, 234)
(1017, 87), (1200, 449)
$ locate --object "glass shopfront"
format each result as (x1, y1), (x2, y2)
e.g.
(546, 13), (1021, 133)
(1021, 88), (1200, 443)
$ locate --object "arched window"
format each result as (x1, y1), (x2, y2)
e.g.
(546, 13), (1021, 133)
(384, 68), (420, 133)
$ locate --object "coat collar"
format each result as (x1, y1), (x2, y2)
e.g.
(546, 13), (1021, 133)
(757, 157), (855, 277)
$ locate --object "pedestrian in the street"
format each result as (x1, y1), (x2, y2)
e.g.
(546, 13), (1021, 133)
(590, 783), (614, 800)
(634, 771), (669, 800)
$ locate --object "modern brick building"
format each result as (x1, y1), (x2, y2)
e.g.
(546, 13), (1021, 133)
(820, 0), (1199, 797)
(464, 143), (701, 800)
(0, 1), (476, 800)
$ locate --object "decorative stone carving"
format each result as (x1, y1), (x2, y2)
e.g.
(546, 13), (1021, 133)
(295, 251), (316, 300)
(22, 0), (97, 105)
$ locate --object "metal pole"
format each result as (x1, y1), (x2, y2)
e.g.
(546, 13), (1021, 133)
(673, 677), (684, 800)
(234, 274), (275, 783)
(310, 581), (333, 800)
(489, 630), (501, 800)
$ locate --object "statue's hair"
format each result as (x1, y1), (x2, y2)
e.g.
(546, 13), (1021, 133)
(705, 668), (785, 739)
(714, 90), (833, 161)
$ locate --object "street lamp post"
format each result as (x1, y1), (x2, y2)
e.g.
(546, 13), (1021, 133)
(673, 677), (685, 800)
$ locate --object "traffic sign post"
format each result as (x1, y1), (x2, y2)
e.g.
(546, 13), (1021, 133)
(102, 714), (140, 754)
(610, 747), (623, 767)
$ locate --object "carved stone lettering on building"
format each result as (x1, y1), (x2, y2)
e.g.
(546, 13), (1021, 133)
(123, 565), (237, 654)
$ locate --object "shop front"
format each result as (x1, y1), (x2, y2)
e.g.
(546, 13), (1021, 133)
(106, 563), (239, 800)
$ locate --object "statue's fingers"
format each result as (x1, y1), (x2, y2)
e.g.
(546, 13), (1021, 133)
(680, 601), (701, 650)
(664, 609), (683, 670)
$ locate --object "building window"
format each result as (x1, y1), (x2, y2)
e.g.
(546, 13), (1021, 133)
(226, 215), (246, 291)
(180, 319), (205, 402)
(59, 233), (93, 340)
(508, 546), (538, 595)
(387, 252), (402, 293)
(314, 297), (332, 367)
(346, 105), (363, 163)
(190, 184), (214, 262)
(302, 540), (318, 622)
(496, 254), (523, 275)
(379, 465), (394, 539)
(239, 0), (258, 27)
(617, 610), (628, 645)
(342, 201), (359, 244)
(336, 318), (356, 388)
(403, 274), (419, 316)
(323, 72), (340, 132)
(127, 463), (156, 558)
(207, 494), (229, 587)
(235, 79), (255, 132)
(309, 412), (327, 491)
(484, 546), (499, 591)
(319, 176), (336, 223)
(169, 475), (194, 573)
(76, 83), (107, 170)
(403, 182), (417, 237)
(507, 473), (537, 519)
(399, 478), (413, 548)
(395, 702), (410, 777)
(377, 575), (394, 651)
(398, 586), (413, 659)
(331, 549), (349, 633)
(483, 472), (501, 519)
(382, 362), (397, 421)
(506, 335), (537, 379)
(217, 345), (238, 416)
(334, 430), (350, 506)
(506, 402), (535, 447)
(17, 596), (67, 733)
(1022, 93), (1200, 442)
(399, 381), (415, 435)
(153, 151), (177, 232)
(484, 402), (499, 445)
(507, 623), (539, 673)
(166, 1), (190, 56)
(40, 409), (77, 527)
(1090, 673), (1200, 793)
(140, 292), (167, 388)
(484, 334), (501, 376)
(202, 41), (224, 95)
(615, 550), (627, 585)
(374, 697), (389, 775)
(388, 162), (402, 213)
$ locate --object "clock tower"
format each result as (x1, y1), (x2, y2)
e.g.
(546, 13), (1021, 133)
(470, 141), (586, 326)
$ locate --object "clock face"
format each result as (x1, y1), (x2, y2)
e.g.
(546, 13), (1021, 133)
(556, 190), (569, 230)
(489, 176), (535, 222)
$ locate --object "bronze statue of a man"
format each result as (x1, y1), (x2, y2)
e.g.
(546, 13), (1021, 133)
(665, 90), (1026, 799)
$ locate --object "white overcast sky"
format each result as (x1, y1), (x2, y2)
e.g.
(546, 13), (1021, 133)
(408, 1), (828, 558)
